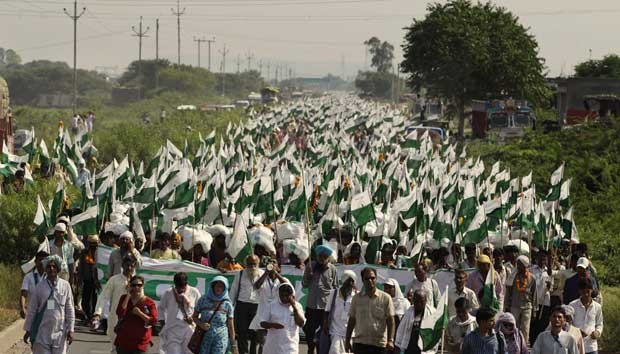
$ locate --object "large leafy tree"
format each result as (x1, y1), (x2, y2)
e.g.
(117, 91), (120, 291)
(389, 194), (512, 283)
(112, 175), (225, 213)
(575, 54), (620, 79)
(401, 0), (548, 139)
(364, 37), (395, 73)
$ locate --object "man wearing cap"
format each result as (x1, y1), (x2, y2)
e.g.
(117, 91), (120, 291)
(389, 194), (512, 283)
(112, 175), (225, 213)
(466, 255), (503, 309)
(77, 235), (101, 321)
(23, 255), (75, 354)
(49, 223), (75, 284)
(323, 270), (358, 354)
(107, 231), (142, 279)
(20, 251), (49, 319)
(564, 256), (600, 305)
(504, 255), (537, 344)
(303, 244), (339, 354)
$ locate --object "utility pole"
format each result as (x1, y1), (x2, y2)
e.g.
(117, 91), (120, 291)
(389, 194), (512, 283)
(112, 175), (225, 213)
(236, 54), (241, 73)
(171, 0), (186, 65)
(258, 60), (263, 77)
(155, 18), (159, 60)
(275, 65), (279, 84)
(132, 16), (150, 80)
(205, 36), (215, 71)
(193, 36), (206, 67)
(219, 44), (229, 96)
(266, 61), (270, 82)
(246, 51), (254, 71)
(63, 0), (86, 115)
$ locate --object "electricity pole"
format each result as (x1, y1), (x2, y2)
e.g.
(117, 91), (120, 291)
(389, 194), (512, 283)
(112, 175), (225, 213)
(206, 36), (216, 71)
(132, 16), (150, 80)
(155, 18), (159, 60)
(220, 44), (229, 96)
(63, 0), (86, 115)
(193, 36), (206, 67)
(258, 60), (263, 77)
(236, 54), (241, 73)
(266, 61), (270, 82)
(246, 51), (254, 72)
(171, 0), (186, 65)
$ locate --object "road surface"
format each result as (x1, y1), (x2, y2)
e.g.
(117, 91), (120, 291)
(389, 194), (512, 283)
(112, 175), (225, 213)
(7, 320), (309, 354)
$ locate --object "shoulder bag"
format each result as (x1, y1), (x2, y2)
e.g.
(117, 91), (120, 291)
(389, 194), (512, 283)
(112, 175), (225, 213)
(187, 300), (224, 354)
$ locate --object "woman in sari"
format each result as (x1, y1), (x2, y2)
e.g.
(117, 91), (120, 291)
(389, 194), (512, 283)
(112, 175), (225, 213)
(193, 276), (238, 354)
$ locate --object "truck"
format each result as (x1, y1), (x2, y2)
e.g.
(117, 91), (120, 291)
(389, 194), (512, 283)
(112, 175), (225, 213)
(0, 76), (13, 154)
(472, 99), (535, 140)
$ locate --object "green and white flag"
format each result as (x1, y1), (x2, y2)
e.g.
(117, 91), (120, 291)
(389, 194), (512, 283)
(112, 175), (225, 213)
(559, 178), (572, 209)
(39, 139), (51, 166)
(481, 268), (500, 311)
(70, 205), (99, 236)
(228, 208), (253, 261)
(205, 130), (216, 145)
(401, 130), (420, 149)
(49, 180), (65, 222)
(546, 163), (564, 201)
(418, 286), (449, 351)
(561, 207), (578, 243)
(34, 195), (50, 238)
(351, 191), (376, 226)
(458, 180), (476, 231)
(462, 205), (488, 245)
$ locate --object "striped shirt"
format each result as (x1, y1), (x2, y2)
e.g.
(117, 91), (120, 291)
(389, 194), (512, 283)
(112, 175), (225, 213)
(462, 329), (506, 354)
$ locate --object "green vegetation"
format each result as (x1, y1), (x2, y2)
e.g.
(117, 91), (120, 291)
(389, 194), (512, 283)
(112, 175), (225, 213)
(401, 0), (548, 139)
(468, 118), (620, 285)
(574, 54), (620, 79)
(0, 264), (22, 331)
(600, 287), (620, 352)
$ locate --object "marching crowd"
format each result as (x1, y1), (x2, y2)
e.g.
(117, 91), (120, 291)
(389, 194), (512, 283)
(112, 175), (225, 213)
(19, 214), (603, 354)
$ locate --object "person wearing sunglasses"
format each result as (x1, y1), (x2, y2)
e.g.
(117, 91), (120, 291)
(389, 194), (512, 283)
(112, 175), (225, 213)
(495, 312), (528, 354)
(114, 275), (158, 354)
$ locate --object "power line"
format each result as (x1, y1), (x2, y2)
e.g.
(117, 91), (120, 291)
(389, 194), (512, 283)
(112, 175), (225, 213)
(171, 0), (186, 65)
(206, 36), (216, 71)
(193, 36), (206, 67)
(131, 16), (150, 80)
(63, 0), (86, 114)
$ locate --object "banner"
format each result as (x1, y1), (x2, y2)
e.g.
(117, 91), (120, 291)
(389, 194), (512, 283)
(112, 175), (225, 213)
(96, 246), (467, 307)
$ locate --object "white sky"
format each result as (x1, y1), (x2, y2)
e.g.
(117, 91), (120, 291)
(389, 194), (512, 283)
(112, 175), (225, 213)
(0, 0), (618, 78)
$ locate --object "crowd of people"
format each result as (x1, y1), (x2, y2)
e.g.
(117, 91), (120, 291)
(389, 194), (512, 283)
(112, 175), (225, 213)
(18, 212), (604, 354)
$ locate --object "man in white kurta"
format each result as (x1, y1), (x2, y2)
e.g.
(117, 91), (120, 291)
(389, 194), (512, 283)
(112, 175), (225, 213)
(92, 255), (137, 343)
(158, 272), (201, 354)
(24, 255), (75, 354)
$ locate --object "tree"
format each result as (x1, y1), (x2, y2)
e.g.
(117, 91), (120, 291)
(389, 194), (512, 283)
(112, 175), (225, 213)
(355, 71), (403, 99)
(364, 37), (395, 73)
(574, 54), (620, 79)
(401, 0), (548, 139)
(5, 49), (21, 65)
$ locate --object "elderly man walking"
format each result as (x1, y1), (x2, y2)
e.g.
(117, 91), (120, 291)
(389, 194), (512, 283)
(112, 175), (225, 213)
(230, 255), (264, 354)
(504, 255), (537, 343)
(23, 255), (75, 354)
(107, 231), (142, 278)
(345, 267), (395, 354)
(303, 244), (339, 354)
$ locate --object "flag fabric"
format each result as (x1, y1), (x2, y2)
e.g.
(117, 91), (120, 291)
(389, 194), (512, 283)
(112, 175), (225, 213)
(462, 205), (488, 245)
(34, 195), (50, 238)
(351, 191), (376, 226)
(70, 205), (99, 236)
(481, 268), (500, 311)
(228, 209), (253, 261)
(418, 286), (449, 351)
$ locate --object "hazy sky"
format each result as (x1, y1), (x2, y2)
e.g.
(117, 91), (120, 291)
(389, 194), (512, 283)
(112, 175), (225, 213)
(0, 0), (618, 78)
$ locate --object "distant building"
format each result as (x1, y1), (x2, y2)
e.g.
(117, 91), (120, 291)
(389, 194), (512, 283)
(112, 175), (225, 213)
(551, 77), (620, 123)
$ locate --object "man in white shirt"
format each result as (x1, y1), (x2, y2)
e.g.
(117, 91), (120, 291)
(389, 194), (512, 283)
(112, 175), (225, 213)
(158, 272), (201, 354)
(530, 249), (553, 343)
(91, 255), (137, 343)
(405, 263), (441, 309)
(230, 255), (264, 354)
(532, 306), (579, 354)
(569, 278), (603, 354)
(447, 268), (479, 318)
(20, 251), (48, 319)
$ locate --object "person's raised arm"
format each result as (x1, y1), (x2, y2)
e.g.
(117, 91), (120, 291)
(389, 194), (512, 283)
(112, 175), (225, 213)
(254, 271), (269, 290)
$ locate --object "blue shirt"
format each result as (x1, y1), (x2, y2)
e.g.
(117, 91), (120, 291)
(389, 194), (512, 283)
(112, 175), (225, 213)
(462, 329), (506, 354)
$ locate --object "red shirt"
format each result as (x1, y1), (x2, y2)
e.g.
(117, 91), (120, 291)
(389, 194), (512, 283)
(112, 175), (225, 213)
(114, 295), (158, 352)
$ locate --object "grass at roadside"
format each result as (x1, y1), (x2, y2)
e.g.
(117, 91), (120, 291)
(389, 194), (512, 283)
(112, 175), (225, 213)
(600, 287), (620, 353)
(0, 264), (22, 331)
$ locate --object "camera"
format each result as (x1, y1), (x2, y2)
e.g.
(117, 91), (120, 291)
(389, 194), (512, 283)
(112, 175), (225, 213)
(266, 263), (274, 272)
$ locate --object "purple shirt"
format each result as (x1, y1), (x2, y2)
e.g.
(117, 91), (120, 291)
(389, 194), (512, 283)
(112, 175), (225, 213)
(466, 270), (504, 304)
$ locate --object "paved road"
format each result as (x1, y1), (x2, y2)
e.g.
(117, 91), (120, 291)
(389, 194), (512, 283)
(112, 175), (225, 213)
(8, 321), (309, 354)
